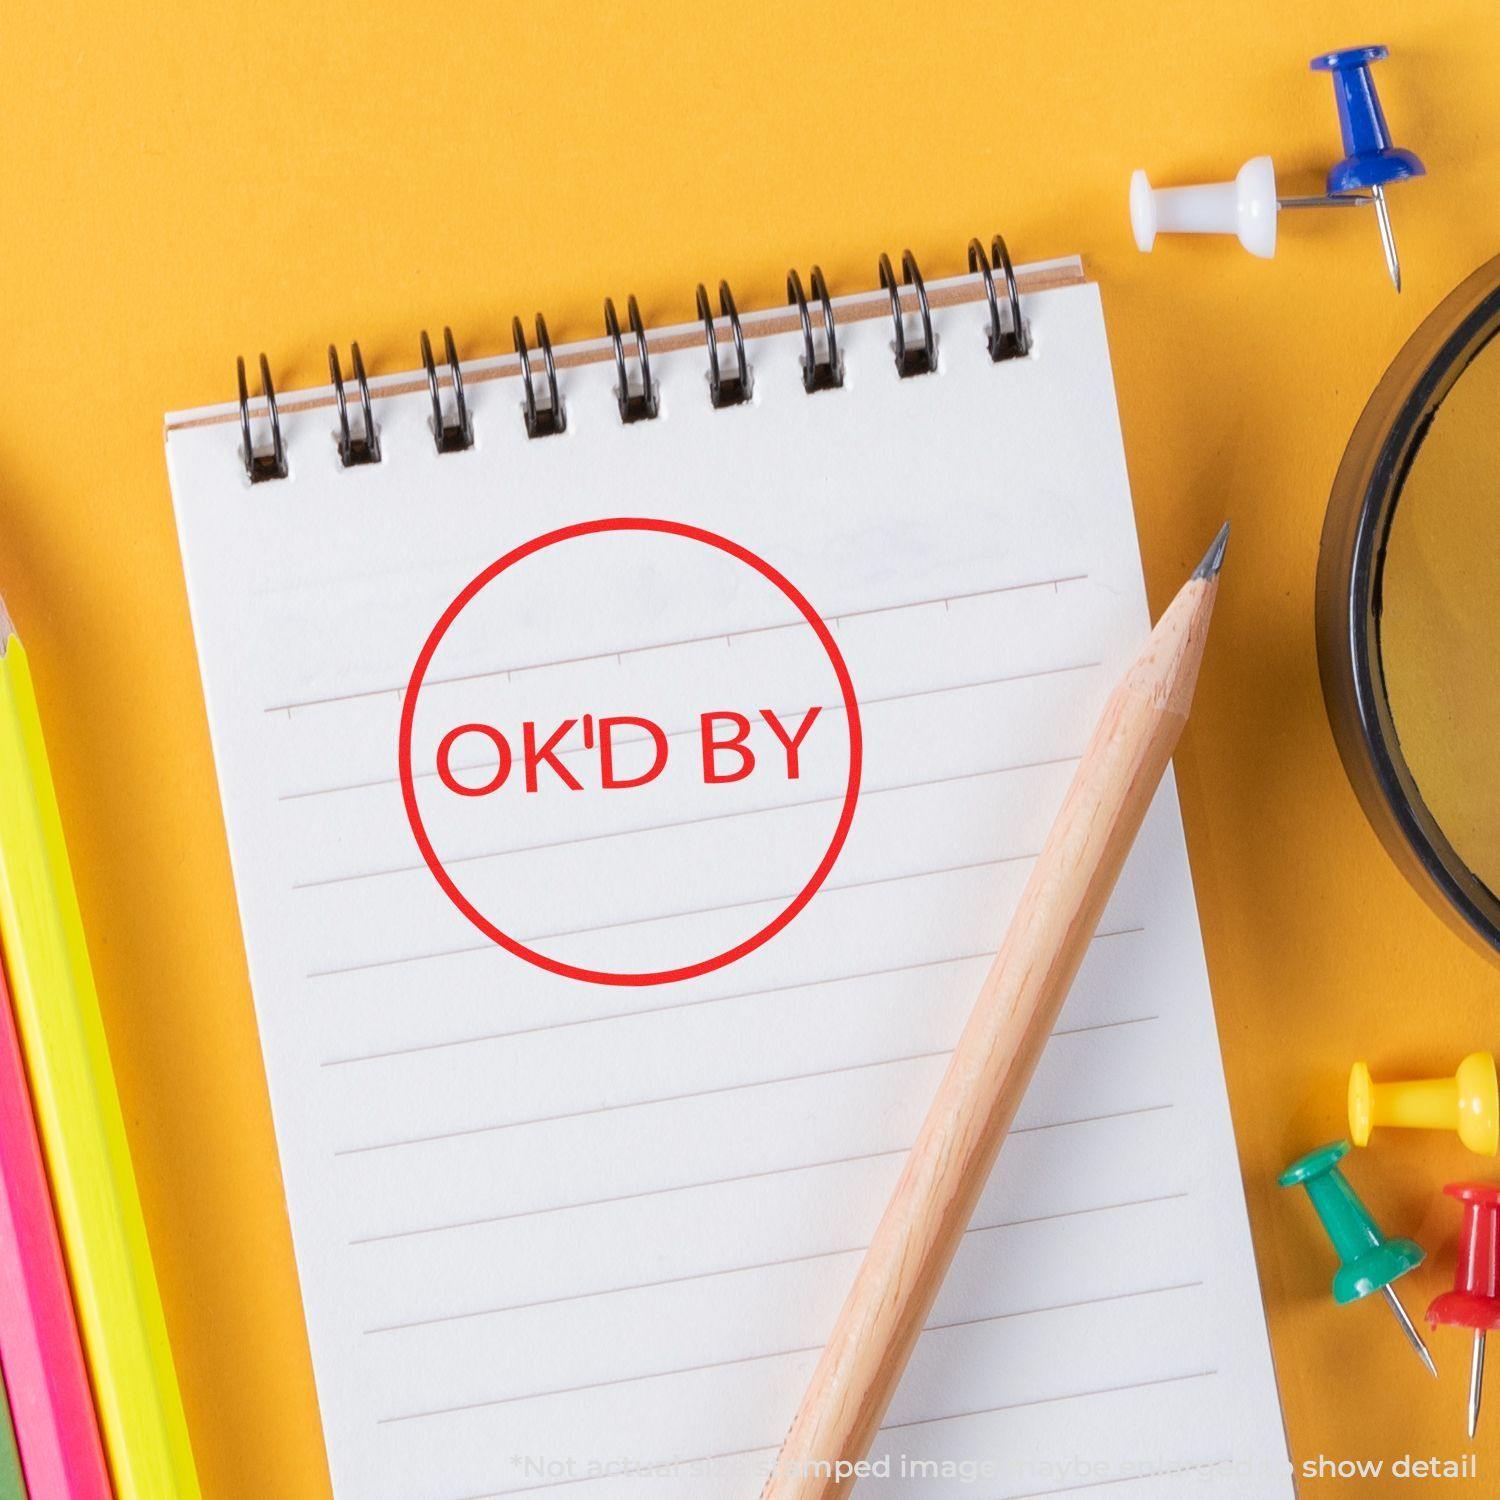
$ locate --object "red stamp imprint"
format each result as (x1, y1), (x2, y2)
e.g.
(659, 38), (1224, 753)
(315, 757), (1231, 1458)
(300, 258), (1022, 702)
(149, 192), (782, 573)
(400, 518), (862, 987)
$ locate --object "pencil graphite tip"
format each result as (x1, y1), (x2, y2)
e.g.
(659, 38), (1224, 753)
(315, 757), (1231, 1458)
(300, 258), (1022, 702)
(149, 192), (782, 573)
(1192, 522), (1230, 581)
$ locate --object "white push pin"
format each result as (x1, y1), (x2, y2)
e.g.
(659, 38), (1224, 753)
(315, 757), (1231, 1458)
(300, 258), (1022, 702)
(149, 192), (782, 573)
(1130, 155), (1370, 260)
(1130, 155), (1278, 258)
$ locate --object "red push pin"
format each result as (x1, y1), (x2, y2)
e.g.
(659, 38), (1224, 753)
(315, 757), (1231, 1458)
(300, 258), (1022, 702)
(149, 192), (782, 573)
(1427, 1183), (1500, 1436)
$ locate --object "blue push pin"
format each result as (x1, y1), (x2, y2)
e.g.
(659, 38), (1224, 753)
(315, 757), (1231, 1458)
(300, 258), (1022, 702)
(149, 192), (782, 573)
(1311, 45), (1425, 292)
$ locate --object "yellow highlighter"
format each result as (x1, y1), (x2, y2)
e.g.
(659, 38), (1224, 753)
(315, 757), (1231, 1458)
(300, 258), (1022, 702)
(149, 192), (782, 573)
(0, 596), (200, 1499)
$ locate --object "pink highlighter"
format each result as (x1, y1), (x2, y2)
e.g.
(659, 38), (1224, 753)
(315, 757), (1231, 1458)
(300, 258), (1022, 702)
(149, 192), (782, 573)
(0, 958), (112, 1498)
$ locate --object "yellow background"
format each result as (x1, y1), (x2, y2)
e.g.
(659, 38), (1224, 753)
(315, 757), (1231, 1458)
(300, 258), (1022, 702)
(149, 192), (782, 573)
(2, 2), (1498, 1493)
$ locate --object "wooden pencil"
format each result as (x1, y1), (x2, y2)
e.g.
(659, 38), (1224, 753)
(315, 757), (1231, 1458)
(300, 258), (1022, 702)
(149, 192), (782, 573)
(761, 525), (1229, 1500)
(0, 593), (201, 1499)
(0, 952), (112, 1499)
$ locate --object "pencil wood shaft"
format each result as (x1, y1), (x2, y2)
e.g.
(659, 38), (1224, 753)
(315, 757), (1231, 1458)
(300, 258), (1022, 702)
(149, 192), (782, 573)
(762, 562), (1221, 1500)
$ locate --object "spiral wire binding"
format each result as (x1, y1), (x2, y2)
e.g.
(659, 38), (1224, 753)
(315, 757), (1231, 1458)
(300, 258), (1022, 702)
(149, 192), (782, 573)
(787, 267), (842, 392)
(878, 249), (936, 377)
(514, 313), (566, 438)
(604, 295), (658, 422)
(232, 232), (1034, 479)
(237, 354), (288, 482)
(967, 235), (1030, 361)
(329, 343), (381, 465)
(696, 281), (753, 408)
(421, 327), (474, 452)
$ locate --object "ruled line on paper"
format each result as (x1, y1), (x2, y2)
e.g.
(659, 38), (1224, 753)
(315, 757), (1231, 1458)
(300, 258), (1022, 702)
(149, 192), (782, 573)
(333, 1018), (1163, 1159)
(321, 948), (995, 1066)
(346, 1105), (1175, 1244)
(363, 1187), (1189, 1334)
(333, 1046), (953, 1157)
(262, 575), (1090, 715)
(880, 1369), (1220, 1435)
(443, 1366), (1222, 1500)
(306, 849), (1044, 980)
(318, 933), (1146, 1068)
(276, 660), (1103, 802)
(292, 754), (1085, 891)
(377, 1282), (1204, 1426)
(349, 1144), (911, 1246)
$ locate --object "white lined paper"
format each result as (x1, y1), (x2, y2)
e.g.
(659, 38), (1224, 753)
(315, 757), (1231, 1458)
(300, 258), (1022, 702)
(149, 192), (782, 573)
(165, 268), (1290, 1498)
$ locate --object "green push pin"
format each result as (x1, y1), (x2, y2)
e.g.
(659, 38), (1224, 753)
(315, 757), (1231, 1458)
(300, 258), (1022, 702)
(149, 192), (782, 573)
(1279, 1140), (1437, 1376)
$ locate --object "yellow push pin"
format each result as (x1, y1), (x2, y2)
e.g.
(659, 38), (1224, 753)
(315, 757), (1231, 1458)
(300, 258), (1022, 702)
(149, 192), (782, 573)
(1349, 1053), (1499, 1156)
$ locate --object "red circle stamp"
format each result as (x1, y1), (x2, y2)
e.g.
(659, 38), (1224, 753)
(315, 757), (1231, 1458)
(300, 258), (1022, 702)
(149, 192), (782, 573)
(399, 517), (863, 987)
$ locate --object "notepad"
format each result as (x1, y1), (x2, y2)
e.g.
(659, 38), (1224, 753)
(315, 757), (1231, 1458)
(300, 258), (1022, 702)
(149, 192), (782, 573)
(164, 257), (1291, 1498)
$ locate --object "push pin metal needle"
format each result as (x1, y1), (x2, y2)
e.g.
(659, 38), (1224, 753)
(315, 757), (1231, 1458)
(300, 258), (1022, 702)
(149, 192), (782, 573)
(1279, 1141), (1437, 1377)
(1310, 45), (1426, 292)
(1383, 1283), (1441, 1380)
(1130, 156), (1372, 260)
(1427, 1184), (1500, 1437)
